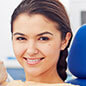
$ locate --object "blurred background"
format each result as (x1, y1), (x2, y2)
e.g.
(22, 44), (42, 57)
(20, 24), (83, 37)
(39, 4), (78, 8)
(0, 0), (86, 81)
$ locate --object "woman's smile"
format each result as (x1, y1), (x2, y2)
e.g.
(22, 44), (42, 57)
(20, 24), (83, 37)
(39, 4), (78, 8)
(23, 57), (45, 65)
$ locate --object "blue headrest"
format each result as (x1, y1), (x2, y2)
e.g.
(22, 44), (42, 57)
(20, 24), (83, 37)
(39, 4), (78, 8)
(68, 25), (86, 79)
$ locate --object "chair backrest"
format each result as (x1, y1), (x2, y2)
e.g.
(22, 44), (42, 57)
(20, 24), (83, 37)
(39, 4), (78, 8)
(67, 25), (86, 86)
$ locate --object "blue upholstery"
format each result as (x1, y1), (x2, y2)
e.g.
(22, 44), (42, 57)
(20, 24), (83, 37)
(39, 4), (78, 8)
(67, 25), (86, 86)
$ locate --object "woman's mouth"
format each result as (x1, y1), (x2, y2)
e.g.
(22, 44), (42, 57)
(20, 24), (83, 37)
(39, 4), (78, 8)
(23, 57), (44, 65)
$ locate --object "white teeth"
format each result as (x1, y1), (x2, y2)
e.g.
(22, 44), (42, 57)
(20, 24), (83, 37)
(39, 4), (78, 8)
(24, 58), (44, 65)
(27, 59), (40, 62)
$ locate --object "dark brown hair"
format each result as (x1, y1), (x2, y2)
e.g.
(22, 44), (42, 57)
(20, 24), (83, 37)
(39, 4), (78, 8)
(11, 0), (73, 81)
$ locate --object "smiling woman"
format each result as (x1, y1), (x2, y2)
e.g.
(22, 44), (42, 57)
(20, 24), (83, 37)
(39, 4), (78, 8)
(0, 0), (75, 85)
(12, 14), (65, 81)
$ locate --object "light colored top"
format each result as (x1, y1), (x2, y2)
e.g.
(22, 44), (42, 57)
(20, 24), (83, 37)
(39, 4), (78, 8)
(7, 80), (79, 86)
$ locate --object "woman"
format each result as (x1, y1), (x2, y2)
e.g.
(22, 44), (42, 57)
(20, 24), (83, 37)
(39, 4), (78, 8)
(1, 0), (74, 85)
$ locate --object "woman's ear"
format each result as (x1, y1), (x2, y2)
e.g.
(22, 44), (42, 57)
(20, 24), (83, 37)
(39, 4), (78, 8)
(61, 32), (71, 50)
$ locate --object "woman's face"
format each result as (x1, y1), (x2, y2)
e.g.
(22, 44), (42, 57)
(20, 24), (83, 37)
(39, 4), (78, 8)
(12, 13), (66, 77)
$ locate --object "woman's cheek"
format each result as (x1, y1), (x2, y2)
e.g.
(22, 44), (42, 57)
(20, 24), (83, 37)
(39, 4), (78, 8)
(37, 43), (55, 54)
(39, 42), (61, 58)
(13, 43), (26, 58)
(40, 42), (58, 50)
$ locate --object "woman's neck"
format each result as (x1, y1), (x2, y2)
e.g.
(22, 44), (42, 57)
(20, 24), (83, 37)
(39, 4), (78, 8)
(25, 67), (64, 84)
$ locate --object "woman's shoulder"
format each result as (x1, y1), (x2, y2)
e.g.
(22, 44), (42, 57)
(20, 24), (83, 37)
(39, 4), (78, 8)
(6, 80), (79, 86)
(6, 80), (25, 86)
(25, 81), (79, 86)
(56, 83), (79, 86)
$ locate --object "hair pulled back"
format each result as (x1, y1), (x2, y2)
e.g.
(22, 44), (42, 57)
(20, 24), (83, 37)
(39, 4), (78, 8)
(11, 0), (73, 81)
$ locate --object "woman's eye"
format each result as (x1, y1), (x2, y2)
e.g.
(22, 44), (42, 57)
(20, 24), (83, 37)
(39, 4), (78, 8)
(16, 37), (27, 41)
(38, 37), (49, 41)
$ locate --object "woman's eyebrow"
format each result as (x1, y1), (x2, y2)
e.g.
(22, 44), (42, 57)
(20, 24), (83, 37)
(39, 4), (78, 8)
(13, 32), (25, 36)
(13, 32), (53, 36)
(37, 31), (53, 36)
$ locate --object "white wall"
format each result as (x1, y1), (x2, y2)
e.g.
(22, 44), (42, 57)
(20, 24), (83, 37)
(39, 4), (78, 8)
(0, 0), (22, 66)
(69, 0), (86, 36)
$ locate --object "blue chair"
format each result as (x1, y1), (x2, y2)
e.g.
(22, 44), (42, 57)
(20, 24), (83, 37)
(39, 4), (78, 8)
(67, 25), (86, 86)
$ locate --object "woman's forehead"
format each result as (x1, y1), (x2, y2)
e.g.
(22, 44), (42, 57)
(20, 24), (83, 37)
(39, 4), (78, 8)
(13, 13), (60, 34)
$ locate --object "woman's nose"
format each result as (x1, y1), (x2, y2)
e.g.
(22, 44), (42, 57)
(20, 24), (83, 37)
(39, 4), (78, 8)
(26, 40), (38, 56)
